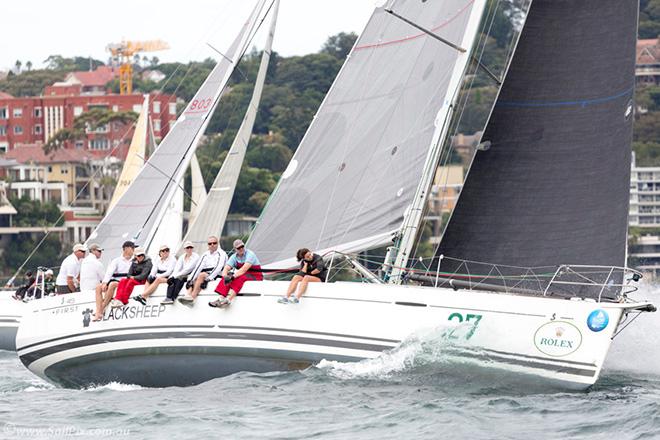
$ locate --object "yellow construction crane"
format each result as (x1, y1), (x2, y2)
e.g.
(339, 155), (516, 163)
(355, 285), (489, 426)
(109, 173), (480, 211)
(107, 40), (170, 95)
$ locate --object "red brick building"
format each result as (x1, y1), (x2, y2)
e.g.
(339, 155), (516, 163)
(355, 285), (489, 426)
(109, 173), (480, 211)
(0, 66), (177, 157)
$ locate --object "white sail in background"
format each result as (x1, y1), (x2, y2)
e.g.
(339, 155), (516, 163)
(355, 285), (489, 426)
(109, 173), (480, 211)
(108, 95), (149, 211)
(149, 181), (184, 257)
(87, 0), (270, 264)
(182, 0), (280, 254)
(248, 0), (488, 266)
(188, 153), (207, 227)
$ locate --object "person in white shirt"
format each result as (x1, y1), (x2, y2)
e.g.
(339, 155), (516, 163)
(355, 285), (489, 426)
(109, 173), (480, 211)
(80, 243), (105, 292)
(93, 241), (135, 321)
(133, 244), (176, 304)
(161, 241), (200, 305)
(178, 236), (227, 305)
(55, 243), (86, 294)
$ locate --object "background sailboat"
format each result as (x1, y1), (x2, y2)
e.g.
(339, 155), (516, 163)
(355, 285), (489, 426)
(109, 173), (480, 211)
(86, 0), (270, 263)
(181, 0), (280, 254)
(188, 153), (208, 227)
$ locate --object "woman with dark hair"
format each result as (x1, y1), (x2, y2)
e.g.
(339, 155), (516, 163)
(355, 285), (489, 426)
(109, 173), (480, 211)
(278, 248), (326, 304)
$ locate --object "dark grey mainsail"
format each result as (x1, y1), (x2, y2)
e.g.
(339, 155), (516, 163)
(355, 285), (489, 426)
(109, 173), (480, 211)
(87, 0), (268, 264)
(436, 0), (637, 286)
(249, 0), (487, 265)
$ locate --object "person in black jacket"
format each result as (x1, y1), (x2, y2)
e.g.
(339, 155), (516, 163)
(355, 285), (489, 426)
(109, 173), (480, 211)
(111, 247), (153, 307)
(278, 248), (326, 304)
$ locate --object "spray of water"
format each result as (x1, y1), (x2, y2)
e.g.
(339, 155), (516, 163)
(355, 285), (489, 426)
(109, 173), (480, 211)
(605, 282), (660, 376)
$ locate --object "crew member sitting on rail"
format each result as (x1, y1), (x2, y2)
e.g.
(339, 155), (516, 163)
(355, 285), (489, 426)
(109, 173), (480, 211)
(55, 243), (86, 294)
(133, 244), (176, 305)
(111, 247), (152, 307)
(162, 241), (199, 305)
(94, 241), (134, 321)
(210, 239), (263, 308)
(278, 248), (326, 304)
(178, 236), (226, 305)
(80, 243), (105, 292)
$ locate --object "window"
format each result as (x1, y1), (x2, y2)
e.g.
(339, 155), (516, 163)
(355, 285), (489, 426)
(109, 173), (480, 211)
(48, 166), (53, 172)
(14, 125), (23, 135)
(74, 106), (83, 117)
(61, 168), (69, 174)
(34, 125), (42, 135)
(169, 103), (177, 115)
(0, 126), (5, 136)
(34, 107), (42, 118)
(12, 108), (22, 118)
(112, 105), (119, 112)
(132, 104), (142, 113)
(89, 138), (109, 150)
(0, 142), (7, 152)
(0, 107), (7, 119)
(153, 101), (161, 114)
(75, 140), (85, 149)
(153, 119), (161, 132)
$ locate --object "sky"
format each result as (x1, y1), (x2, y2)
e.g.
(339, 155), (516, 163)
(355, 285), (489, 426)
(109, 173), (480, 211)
(0, 0), (378, 71)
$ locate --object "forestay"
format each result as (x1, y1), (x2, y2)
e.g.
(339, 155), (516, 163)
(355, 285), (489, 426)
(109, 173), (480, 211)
(249, 0), (487, 266)
(87, 0), (269, 264)
(182, 0), (280, 255)
(436, 0), (637, 298)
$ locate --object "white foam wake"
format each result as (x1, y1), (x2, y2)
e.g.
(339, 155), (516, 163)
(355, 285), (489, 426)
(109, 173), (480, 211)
(84, 382), (143, 392)
(605, 282), (660, 376)
(316, 324), (466, 379)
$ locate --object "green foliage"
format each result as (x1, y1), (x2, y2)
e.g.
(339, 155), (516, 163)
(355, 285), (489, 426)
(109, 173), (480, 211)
(640, 0), (660, 38)
(321, 32), (358, 59)
(229, 166), (278, 216)
(0, 70), (66, 97)
(44, 108), (138, 154)
(246, 143), (292, 172)
(1, 234), (62, 275)
(43, 55), (105, 71)
(9, 197), (63, 227)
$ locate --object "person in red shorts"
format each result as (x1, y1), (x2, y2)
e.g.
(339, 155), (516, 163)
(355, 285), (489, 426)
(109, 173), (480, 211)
(111, 247), (153, 308)
(209, 239), (262, 308)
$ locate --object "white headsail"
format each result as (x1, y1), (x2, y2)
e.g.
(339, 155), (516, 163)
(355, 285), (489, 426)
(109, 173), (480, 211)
(87, 0), (270, 264)
(181, 0), (280, 254)
(188, 153), (208, 226)
(107, 94), (149, 211)
(248, 0), (487, 267)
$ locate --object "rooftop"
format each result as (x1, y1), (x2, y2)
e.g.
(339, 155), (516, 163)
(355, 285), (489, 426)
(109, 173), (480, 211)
(637, 38), (660, 66)
(3, 145), (96, 165)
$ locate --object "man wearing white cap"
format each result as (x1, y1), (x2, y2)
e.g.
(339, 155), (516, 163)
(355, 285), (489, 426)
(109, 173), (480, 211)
(161, 241), (199, 305)
(55, 243), (86, 294)
(80, 243), (105, 292)
(94, 241), (134, 321)
(133, 244), (176, 305)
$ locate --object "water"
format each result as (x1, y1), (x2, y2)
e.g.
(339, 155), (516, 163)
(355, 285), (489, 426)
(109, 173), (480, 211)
(2, 287), (660, 439)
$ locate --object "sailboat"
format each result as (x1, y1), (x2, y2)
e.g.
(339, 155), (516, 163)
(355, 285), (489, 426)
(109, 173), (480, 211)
(181, 0), (277, 254)
(15, 0), (655, 390)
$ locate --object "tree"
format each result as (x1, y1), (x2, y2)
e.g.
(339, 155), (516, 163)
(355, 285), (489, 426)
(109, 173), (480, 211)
(25, 61), (32, 72)
(44, 108), (138, 154)
(151, 56), (160, 67)
(321, 32), (358, 60)
(14, 60), (21, 74)
(1, 233), (62, 276)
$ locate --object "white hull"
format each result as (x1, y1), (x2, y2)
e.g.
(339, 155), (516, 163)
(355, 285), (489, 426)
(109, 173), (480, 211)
(15, 280), (652, 389)
(0, 290), (24, 351)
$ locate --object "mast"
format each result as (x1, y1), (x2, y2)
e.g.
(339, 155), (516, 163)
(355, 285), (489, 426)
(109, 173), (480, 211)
(388, 0), (487, 284)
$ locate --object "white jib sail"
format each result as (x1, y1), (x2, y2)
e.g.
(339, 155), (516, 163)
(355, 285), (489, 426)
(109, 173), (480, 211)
(188, 153), (208, 227)
(107, 94), (149, 211)
(181, 0), (280, 255)
(87, 0), (270, 264)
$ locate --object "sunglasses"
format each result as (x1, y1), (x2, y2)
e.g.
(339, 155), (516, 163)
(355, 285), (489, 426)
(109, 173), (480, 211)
(185, 246), (194, 249)
(208, 242), (218, 245)
(160, 249), (170, 252)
